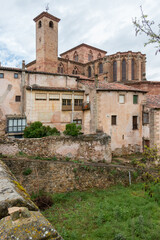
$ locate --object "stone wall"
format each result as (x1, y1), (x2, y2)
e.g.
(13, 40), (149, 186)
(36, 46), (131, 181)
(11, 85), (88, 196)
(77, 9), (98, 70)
(0, 133), (112, 163)
(0, 160), (63, 239)
(3, 158), (137, 194)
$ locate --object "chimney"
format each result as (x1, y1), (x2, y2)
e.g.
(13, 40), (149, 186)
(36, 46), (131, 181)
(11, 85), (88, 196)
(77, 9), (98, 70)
(22, 60), (25, 70)
(95, 74), (99, 88)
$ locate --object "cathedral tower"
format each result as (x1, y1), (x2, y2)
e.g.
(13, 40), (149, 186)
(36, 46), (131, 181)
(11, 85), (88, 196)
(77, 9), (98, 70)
(33, 11), (60, 73)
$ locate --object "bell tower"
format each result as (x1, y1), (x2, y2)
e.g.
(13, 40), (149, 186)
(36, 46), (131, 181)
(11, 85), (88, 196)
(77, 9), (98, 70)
(33, 11), (60, 73)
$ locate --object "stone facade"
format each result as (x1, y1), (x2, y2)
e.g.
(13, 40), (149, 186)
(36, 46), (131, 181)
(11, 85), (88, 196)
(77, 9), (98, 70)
(3, 158), (138, 194)
(0, 134), (112, 163)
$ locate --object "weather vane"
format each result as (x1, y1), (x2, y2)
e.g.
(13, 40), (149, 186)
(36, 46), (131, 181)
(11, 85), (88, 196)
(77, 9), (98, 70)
(45, 3), (49, 12)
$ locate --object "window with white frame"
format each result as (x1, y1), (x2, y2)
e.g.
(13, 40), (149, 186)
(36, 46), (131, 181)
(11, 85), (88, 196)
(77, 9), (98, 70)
(7, 118), (26, 133)
(119, 94), (125, 104)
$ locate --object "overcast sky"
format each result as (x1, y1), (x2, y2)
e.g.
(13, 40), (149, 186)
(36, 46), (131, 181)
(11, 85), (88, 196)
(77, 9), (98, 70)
(0, 0), (159, 80)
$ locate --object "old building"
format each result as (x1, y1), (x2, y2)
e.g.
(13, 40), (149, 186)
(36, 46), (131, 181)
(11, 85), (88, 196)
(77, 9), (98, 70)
(0, 10), (156, 155)
(26, 11), (146, 83)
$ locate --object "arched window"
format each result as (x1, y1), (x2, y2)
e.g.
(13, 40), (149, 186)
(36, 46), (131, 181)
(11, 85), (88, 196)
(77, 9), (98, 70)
(72, 66), (78, 75)
(97, 53), (101, 59)
(99, 62), (103, 74)
(73, 51), (78, 62)
(88, 66), (92, 78)
(88, 50), (93, 61)
(122, 59), (126, 81)
(49, 21), (53, 28)
(65, 55), (69, 60)
(38, 21), (42, 28)
(113, 61), (117, 82)
(58, 63), (64, 74)
(132, 59), (134, 80)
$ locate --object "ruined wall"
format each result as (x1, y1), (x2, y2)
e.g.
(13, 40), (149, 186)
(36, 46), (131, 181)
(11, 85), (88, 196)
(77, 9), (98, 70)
(0, 160), (63, 239)
(3, 158), (137, 194)
(0, 134), (112, 163)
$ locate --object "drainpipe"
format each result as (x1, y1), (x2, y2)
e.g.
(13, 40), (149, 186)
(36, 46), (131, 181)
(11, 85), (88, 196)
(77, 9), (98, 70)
(30, 85), (32, 123)
(21, 60), (25, 116)
(71, 91), (74, 123)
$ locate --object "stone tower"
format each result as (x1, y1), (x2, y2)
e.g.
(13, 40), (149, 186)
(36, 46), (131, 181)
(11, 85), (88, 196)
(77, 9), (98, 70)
(33, 12), (60, 73)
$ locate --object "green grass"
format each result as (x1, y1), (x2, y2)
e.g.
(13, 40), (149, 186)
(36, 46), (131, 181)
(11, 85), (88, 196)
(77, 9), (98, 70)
(43, 183), (160, 240)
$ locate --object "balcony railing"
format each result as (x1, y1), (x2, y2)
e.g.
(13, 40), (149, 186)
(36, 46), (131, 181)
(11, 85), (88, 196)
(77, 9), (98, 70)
(82, 102), (90, 110)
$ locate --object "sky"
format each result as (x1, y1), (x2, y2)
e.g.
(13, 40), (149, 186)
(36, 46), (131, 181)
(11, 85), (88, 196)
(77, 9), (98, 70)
(0, 0), (159, 80)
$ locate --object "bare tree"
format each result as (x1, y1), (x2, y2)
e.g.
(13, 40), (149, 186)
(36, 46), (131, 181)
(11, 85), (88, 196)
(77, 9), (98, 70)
(133, 6), (160, 54)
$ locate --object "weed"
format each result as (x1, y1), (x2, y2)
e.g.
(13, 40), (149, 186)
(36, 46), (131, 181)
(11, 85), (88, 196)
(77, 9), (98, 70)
(23, 168), (32, 176)
(65, 156), (71, 161)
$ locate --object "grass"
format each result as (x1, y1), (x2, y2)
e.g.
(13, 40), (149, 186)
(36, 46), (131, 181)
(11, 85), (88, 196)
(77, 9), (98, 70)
(43, 183), (160, 240)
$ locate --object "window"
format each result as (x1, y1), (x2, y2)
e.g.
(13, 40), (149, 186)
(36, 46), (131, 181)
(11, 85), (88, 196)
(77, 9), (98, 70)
(62, 99), (71, 106)
(113, 61), (117, 82)
(86, 95), (89, 103)
(122, 59), (126, 81)
(0, 73), (4, 78)
(88, 66), (92, 78)
(15, 96), (21, 102)
(133, 116), (138, 130)
(97, 53), (101, 59)
(143, 112), (149, 124)
(132, 59), (134, 80)
(72, 66), (78, 75)
(111, 115), (117, 125)
(62, 98), (72, 111)
(119, 95), (125, 104)
(35, 93), (47, 100)
(65, 55), (69, 59)
(88, 50), (93, 61)
(133, 95), (138, 104)
(58, 63), (64, 74)
(73, 51), (78, 62)
(14, 73), (18, 79)
(49, 21), (53, 28)
(38, 21), (42, 28)
(74, 96), (83, 110)
(74, 99), (83, 106)
(73, 119), (82, 125)
(99, 63), (103, 74)
(7, 118), (26, 133)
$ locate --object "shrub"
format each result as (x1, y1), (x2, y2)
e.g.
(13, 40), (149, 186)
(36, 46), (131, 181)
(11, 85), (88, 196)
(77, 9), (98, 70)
(143, 145), (159, 163)
(24, 121), (60, 138)
(23, 168), (32, 176)
(63, 123), (82, 136)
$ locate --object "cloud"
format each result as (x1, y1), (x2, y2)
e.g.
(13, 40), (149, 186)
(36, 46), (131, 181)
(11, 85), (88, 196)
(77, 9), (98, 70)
(0, 0), (159, 80)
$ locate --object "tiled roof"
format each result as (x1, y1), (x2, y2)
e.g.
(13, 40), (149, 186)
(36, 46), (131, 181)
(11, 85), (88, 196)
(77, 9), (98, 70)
(146, 95), (160, 108)
(0, 66), (22, 72)
(79, 80), (147, 92)
(60, 43), (107, 56)
(26, 85), (84, 92)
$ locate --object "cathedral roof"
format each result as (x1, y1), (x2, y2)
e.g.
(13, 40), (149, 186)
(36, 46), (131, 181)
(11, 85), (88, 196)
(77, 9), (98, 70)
(60, 43), (107, 56)
(146, 94), (160, 109)
(79, 80), (147, 93)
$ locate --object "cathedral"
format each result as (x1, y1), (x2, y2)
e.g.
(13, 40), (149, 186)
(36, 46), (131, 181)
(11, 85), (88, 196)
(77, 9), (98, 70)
(0, 10), (160, 155)
(26, 11), (146, 83)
